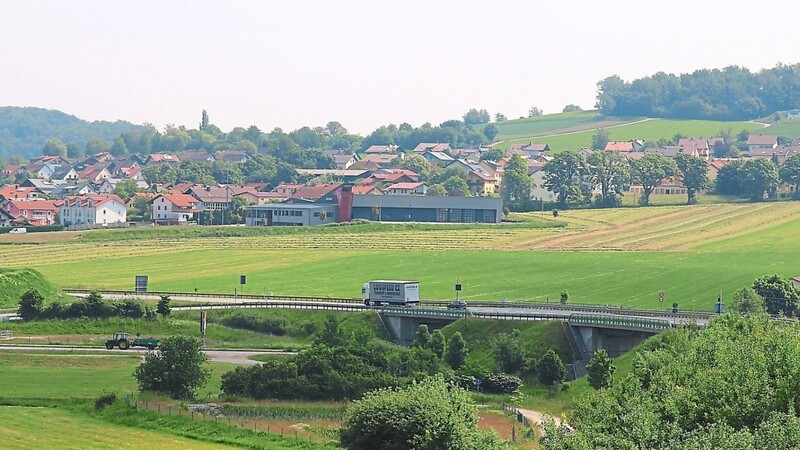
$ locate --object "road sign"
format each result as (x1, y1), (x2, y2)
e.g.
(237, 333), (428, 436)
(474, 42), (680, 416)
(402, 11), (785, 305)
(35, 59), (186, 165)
(240, 274), (247, 285)
(135, 275), (148, 294)
(659, 291), (664, 302)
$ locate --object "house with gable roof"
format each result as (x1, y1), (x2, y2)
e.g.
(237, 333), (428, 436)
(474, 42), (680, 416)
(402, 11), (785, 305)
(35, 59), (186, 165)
(3, 199), (60, 225)
(145, 154), (181, 166)
(747, 135), (778, 155)
(150, 193), (200, 223)
(364, 145), (398, 154)
(385, 182), (428, 195)
(605, 140), (645, 153)
(412, 143), (451, 154)
(60, 194), (127, 227)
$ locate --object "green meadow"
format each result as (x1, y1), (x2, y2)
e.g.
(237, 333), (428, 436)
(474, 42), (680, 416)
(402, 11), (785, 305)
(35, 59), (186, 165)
(499, 118), (766, 152)
(484, 110), (619, 140)
(1, 203), (798, 311)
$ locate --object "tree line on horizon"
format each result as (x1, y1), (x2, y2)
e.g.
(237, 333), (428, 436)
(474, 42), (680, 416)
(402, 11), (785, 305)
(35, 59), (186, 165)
(596, 63), (800, 120)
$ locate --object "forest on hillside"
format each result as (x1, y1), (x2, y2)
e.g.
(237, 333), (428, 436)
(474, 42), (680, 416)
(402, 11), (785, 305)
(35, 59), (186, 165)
(0, 107), (144, 160)
(596, 63), (800, 120)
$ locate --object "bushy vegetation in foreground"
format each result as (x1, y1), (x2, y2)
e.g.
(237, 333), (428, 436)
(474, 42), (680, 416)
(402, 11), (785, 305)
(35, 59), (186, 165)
(544, 314), (800, 449)
(340, 376), (507, 450)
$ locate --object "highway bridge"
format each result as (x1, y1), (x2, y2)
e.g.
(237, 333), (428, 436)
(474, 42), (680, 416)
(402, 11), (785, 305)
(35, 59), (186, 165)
(62, 289), (712, 360)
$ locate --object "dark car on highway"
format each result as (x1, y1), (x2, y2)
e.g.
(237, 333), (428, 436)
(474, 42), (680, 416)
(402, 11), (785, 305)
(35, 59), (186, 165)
(447, 300), (468, 310)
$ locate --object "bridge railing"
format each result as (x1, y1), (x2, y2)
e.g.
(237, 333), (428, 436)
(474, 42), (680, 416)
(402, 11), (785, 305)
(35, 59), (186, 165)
(568, 313), (671, 331)
(64, 288), (712, 320)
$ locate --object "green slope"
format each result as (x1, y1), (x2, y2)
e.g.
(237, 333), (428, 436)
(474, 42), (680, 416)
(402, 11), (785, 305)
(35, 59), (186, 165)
(0, 268), (60, 308)
(499, 118), (766, 152)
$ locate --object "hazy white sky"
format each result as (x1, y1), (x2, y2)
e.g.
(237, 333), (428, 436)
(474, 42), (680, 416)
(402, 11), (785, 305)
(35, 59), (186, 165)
(1, 0), (799, 134)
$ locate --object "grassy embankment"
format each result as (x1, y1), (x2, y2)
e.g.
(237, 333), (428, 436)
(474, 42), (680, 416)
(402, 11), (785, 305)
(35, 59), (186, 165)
(1, 203), (798, 311)
(0, 268), (60, 309)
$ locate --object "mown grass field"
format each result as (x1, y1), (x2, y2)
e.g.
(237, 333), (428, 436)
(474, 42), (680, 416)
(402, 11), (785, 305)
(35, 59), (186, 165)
(760, 120), (800, 138)
(0, 406), (242, 450)
(499, 118), (766, 152)
(1, 202), (798, 310)
(482, 111), (626, 141)
(0, 351), (237, 399)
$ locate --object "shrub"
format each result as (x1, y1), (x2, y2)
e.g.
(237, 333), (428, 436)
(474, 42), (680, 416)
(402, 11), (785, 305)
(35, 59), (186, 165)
(482, 373), (523, 394)
(94, 390), (117, 410)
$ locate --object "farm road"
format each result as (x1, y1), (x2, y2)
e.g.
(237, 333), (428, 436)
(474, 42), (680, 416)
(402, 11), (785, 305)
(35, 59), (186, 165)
(517, 408), (568, 436)
(0, 345), (292, 366)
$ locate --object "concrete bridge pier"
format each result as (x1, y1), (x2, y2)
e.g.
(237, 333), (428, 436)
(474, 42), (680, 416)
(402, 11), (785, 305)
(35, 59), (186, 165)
(380, 314), (455, 346)
(571, 325), (652, 359)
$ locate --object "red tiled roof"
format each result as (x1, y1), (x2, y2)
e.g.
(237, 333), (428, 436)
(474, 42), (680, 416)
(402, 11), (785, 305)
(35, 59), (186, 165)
(7, 199), (60, 211)
(387, 182), (424, 190)
(63, 194), (125, 207)
(0, 185), (38, 199)
(153, 193), (199, 208)
(605, 141), (636, 152)
(290, 184), (341, 201)
(352, 185), (381, 195)
(747, 135), (778, 145)
(149, 154), (180, 162)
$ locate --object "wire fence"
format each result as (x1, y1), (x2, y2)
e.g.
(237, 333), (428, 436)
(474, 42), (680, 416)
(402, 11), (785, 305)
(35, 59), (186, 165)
(123, 394), (333, 442)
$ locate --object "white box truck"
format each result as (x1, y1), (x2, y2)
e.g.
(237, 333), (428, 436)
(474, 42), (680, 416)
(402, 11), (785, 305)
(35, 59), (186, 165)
(362, 280), (420, 307)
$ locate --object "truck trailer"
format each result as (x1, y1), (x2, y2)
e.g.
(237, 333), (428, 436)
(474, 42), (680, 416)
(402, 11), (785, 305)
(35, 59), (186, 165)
(362, 280), (420, 307)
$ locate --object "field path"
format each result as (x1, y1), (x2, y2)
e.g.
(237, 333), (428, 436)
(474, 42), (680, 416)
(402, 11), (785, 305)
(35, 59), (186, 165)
(516, 408), (568, 436)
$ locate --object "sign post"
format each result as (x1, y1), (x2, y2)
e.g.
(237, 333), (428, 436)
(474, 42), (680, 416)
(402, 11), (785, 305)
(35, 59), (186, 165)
(135, 275), (148, 294)
(240, 274), (246, 296)
(659, 291), (664, 307)
(199, 310), (207, 347)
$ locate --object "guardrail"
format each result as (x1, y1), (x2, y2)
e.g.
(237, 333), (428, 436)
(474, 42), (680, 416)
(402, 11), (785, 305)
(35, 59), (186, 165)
(63, 288), (712, 320)
(173, 301), (369, 312)
(568, 313), (671, 331)
(380, 307), (469, 319)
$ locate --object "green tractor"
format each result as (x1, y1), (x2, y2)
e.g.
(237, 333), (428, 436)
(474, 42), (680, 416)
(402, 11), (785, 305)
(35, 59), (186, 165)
(105, 332), (159, 350)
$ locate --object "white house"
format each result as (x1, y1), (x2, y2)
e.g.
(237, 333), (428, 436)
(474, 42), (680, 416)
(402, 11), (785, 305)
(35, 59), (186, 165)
(60, 194), (127, 227)
(747, 135), (778, 155)
(787, 110), (800, 120)
(385, 182), (428, 195)
(150, 193), (200, 223)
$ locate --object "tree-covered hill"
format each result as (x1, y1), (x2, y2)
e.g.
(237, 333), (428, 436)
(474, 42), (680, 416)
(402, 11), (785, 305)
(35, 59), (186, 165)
(0, 107), (145, 160)
(596, 63), (800, 121)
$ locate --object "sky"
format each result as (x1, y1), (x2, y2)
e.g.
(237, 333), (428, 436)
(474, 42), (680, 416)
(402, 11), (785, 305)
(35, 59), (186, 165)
(1, 0), (800, 135)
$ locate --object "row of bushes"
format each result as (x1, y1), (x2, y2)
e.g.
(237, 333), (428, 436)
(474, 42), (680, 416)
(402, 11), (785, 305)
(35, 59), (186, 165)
(219, 313), (288, 336)
(19, 290), (155, 321)
(221, 341), (440, 401)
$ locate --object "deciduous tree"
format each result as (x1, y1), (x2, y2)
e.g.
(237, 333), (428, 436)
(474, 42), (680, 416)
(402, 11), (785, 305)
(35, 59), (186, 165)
(630, 153), (678, 205)
(134, 335), (210, 399)
(544, 151), (587, 207)
(483, 123), (499, 141)
(18, 289), (44, 321)
(675, 153), (709, 204)
(42, 138), (67, 157)
(586, 348), (615, 389)
(780, 154), (800, 198)
(445, 332), (468, 369)
(741, 158), (779, 201)
(586, 150), (629, 207)
(537, 349), (566, 386)
(753, 274), (799, 316)
(340, 377), (499, 450)
(503, 154), (532, 209)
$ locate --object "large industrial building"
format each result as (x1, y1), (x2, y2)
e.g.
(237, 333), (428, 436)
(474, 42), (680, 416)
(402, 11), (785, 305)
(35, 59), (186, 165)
(245, 184), (503, 226)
